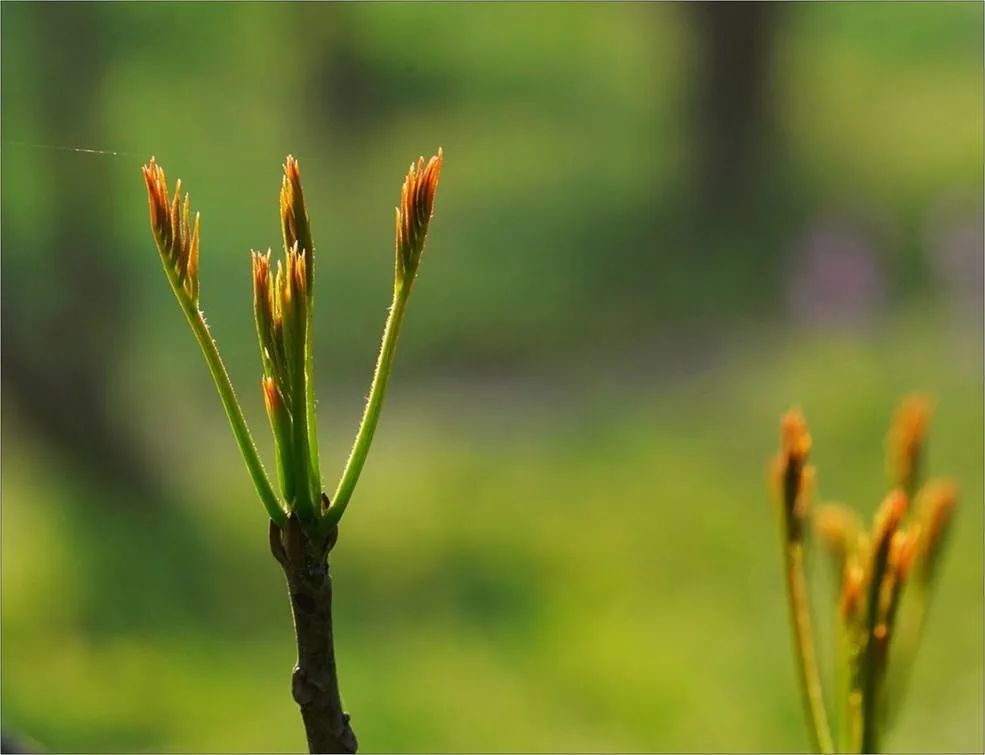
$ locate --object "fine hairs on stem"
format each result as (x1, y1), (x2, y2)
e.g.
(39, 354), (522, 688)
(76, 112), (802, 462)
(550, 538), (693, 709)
(142, 149), (443, 753)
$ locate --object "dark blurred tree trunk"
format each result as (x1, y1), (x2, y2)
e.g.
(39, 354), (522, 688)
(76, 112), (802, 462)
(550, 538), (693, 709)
(300, 4), (382, 136)
(0, 3), (158, 503)
(296, 3), (442, 144)
(689, 2), (781, 215)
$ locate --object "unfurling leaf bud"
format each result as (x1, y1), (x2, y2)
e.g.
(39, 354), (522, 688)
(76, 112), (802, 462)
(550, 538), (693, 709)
(772, 409), (814, 541)
(278, 245), (310, 376)
(874, 528), (917, 625)
(913, 479), (957, 584)
(887, 394), (933, 496)
(872, 489), (908, 555)
(840, 558), (866, 622)
(252, 250), (276, 373)
(395, 148), (443, 287)
(865, 489), (908, 623)
(888, 528), (919, 583)
(142, 157), (201, 305)
(280, 156), (314, 292)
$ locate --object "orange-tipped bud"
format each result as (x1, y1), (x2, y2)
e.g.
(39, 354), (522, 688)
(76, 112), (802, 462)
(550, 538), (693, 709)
(395, 148), (443, 285)
(252, 250), (273, 316)
(280, 244), (309, 317)
(262, 375), (280, 416)
(262, 375), (296, 503)
(252, 250), (278, 373)
(865, 488), (908, 623)
(887, 394), (933, 494)
(913, 479), (957, 583)
(273, 245), (310, 403)
(871, 526), (919, 638)
(291, 244), (308, 302)
(142, 157), (201, 304)
(889, 527), (919, 582)
(143, 159), (171, 247)
(840, 559), (866, 622)
(280, 156), (314, 291)
(872, 488), (907, 548)
(872, 489), (908, 552)
(772, 409), (813, 540)
(780, 410), (813, 460)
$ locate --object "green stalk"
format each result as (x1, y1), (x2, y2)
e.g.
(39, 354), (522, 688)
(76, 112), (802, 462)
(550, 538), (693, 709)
(840, 622), (865, 753)
(860, 538), (894, 752)
(290, 318), (315, 522)
(784, 541), (836, 754)
(324, 285), (408, 530)
(305, 310), (321, 505)
(265, 382), (296, 504)
(304, 253), (322, 506)
(163, 262), (287, 526)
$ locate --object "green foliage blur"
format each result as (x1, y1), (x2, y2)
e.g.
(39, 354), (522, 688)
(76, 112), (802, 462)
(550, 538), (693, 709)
(1, 3), (982, 752)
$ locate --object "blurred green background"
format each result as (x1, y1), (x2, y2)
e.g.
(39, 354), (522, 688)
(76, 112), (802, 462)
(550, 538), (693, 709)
(2, 2), (982, 752)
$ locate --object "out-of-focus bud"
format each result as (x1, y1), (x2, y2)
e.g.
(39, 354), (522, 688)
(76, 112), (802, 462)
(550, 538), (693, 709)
(840, 558), (866, 623)
(280, 156), (314, 292)
(887, 394), (933, 495)
(395, 148), (443, 287)
(888, 527), (919, 583)
(772, 410), (813, 541)
(872, 489), (908, 555)
(142, 157), (201, 305)
(865, 488), (909, 625)
(815, 503), (863, 570)
(913, 479), (957, 584)
(873, 528), (915, 620)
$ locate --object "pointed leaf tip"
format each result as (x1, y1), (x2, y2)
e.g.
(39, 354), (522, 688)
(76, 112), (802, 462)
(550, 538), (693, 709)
(141, 158), (201, 305)
(395, 148), (443, 285)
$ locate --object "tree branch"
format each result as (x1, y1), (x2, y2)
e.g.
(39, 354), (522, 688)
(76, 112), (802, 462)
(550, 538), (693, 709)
(271, 518), (358, 754)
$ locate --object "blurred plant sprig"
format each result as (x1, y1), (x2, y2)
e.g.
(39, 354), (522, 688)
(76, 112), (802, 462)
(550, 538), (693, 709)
(771, 395), (957, 753)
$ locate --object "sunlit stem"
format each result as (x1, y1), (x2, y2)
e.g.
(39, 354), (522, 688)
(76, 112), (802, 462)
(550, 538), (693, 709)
(162, 261), (287, 526)
(784, 541), (836, 754)
(303, 237), (322, 506)
(289, 314), (316, 522)
(324, 284), (409, 531)
(305, 306), (321, 506)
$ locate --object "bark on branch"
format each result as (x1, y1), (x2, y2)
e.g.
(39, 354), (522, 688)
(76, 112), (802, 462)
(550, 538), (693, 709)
(270, 518), (358, 754)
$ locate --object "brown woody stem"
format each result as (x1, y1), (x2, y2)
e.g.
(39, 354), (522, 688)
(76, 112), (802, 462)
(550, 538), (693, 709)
(270, 517), (358, 754)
